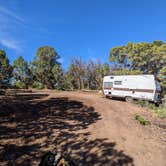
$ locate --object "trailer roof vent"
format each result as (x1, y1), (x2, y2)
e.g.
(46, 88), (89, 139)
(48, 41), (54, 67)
(110, 76), (114, 79)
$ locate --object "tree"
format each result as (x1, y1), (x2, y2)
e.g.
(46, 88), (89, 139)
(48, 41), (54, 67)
(110, 41), (166, 75)
(65, 59), (110, 90)
(85, 61), (110, 90)
(52, 64), (64, 90)
(32, 46), (61, 89)
(13, 56), (32, 89)
(111, 68), (142, 75)
(0, 50), (12, 88)
(159, 66), (166, 94)
(66, 58), (85, 90)
(65, 64), (79, 90)
(85, 61), (98, 89)
(110, 41), (166, 94)
(95, 62), (110, 89)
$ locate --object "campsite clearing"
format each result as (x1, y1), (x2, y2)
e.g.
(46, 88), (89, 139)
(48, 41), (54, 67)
(0, 90), (166, 166)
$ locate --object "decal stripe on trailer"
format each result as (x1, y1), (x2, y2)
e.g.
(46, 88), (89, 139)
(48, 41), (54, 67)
(104, 87), (154, 93)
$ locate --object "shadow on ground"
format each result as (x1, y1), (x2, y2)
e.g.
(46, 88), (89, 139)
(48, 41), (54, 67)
(0, 92), (134, 166)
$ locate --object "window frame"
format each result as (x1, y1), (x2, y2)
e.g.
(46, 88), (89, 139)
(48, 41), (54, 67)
(114, 81), (122, 85)
(104, 82), (113, 89)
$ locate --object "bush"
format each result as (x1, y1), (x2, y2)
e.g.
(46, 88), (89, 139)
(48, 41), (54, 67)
(133, 100), (156, 109)
(155, 100), (166, 118)
(15, 81), (26, 89)
(133, 99), (166, 118)
(135, 115), (151, 125)
(32, 81), (45, 89)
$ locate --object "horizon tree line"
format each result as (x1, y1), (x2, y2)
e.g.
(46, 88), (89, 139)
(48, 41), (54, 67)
(0, 40), (166, 93)
(0, 46), (110, 90)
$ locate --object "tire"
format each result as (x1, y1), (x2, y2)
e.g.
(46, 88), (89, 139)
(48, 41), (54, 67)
(155, 102), (160, 107)
(105, 95), (110, 99)
(125, 96), (133, 102)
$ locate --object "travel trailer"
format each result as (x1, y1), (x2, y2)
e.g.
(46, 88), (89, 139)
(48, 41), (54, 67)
(103, 75), (161, 103)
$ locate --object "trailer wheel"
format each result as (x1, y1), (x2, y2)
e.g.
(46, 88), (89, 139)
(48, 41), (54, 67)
(125, 96), (133, 102)
(105, 95), (110, 99)
(155, 102), (160, 107)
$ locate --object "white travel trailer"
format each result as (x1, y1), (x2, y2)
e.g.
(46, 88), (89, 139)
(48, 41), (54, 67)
(103, 75), (161, 103)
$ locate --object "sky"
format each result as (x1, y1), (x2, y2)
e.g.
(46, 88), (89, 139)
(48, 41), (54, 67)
(0, 0), (166, 70)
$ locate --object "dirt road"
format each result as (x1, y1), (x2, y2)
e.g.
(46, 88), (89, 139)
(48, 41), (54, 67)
(0, 91), (166, 165)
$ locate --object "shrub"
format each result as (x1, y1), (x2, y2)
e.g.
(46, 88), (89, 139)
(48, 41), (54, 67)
(32, 81), (44, 89)
(133, 99), (166, 118)
(135, 115), (151, 125)
(15, 81), (26, 89)
(155, 100), (166, 118)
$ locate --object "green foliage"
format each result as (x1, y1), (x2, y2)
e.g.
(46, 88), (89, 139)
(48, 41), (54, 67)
(52, 64), (64, 90)
(159, 66), (166, 94)
(154, 107), (166, 118)
(111, 68), (142, 75)
(85, 61), (109, 90)
(15, 81), (26, 89)
(65, 58), (110, 90)
(110, 41), (166, 75)
(65, 64), (78, 90)
(65, 58), (85, 90)
(32, 46), (62, 89)
(95, 63), (110, 89)
(133, 100), (156, 109)
(32, 81), (45, 89)
(13, 56), (32, 89)
(1, 40), (165, 93)
(110, 41), (166, 97)
(160, 66), (166, 76)
(154, 99), (166, 118)
(135, 115), (151, 125)
(153, 40), (164, 46)
(85, 61), (97, 89)
(133, 99), (166, 118)
(0, 50), (13, 88)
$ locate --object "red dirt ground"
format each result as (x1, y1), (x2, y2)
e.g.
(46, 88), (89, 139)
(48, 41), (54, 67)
(0, 90), (166, 166)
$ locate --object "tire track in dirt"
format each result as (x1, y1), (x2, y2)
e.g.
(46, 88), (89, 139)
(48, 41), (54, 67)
(53, 91), (166, 166)
(0, 91), (165, 166)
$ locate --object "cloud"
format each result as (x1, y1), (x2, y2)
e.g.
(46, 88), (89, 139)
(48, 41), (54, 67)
(0, 39), (22, 51)
(58, 58), (65, 63)
(0, 5), (24, 52)
(0, 6), (24, 23)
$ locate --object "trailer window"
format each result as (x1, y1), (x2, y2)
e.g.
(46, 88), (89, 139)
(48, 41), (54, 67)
(114, 81), (122, 85)
(104, 82), (113, 89)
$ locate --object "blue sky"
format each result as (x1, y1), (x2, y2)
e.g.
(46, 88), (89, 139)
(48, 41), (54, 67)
(0, 0), (166, 70)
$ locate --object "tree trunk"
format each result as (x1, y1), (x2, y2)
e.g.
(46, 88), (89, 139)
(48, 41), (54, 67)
(81, 78), (84, 89)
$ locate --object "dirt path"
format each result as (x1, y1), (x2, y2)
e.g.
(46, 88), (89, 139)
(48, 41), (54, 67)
(0, 91), (166, 165)
(52, 91), (166, 166)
